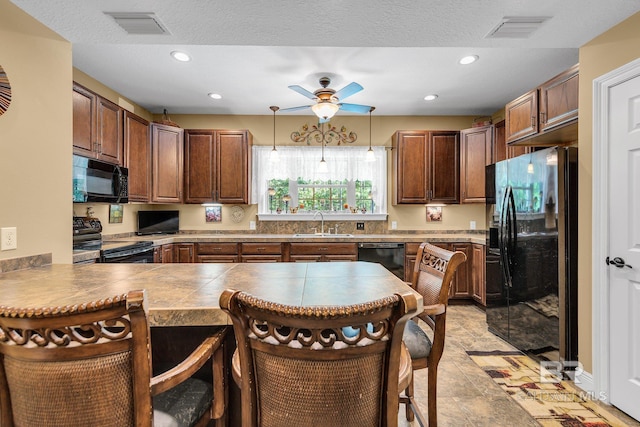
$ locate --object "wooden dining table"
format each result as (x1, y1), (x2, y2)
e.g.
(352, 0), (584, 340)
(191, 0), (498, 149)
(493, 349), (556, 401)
(0, 261), (423, 325)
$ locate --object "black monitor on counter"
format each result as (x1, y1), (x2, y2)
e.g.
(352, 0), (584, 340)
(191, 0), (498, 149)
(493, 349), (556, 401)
(136, 210), (179, 235)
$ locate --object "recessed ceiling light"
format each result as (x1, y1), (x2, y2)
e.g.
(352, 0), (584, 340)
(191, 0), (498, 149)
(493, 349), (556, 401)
(459, 55), (479, 65)
(170, 51), (191, 62)
(424, 94), (438, 101)
(208, 93), (222, 100)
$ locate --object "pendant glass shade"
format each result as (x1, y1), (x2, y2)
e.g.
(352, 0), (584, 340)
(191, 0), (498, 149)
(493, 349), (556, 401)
(311, 102), (340, 120)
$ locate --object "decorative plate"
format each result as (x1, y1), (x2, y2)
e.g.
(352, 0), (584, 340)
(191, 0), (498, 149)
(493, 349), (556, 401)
(0, 65), (11, 116)
(230, 205), (245, 223)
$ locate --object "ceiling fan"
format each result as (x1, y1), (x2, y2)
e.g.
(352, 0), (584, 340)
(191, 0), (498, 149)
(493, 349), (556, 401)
(280, 76), (374, 122)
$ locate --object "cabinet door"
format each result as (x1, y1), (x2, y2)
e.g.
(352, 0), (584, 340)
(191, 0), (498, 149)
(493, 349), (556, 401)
(72, 84), (96, 157)
(161, 244), (174, 263)
(124, 111), (151, 202)
(393, 131), (429, 204)
(505, 89), (538, 143)
(492, 120), (507, 164)
(184, 130), (215, 203)
(460, 126), (490, 203)
(152, 124), (184, 203)
(217, 130), (251, 203)
(539, 64), (579, 132)
(96, 97), (123, 165)
(471, 244), (486, 305)
(430, 131), (460, 204)
(174, 243), (195, 263)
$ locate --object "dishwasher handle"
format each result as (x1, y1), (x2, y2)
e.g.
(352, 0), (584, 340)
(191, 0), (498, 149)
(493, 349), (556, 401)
(358, 242), (404, 249)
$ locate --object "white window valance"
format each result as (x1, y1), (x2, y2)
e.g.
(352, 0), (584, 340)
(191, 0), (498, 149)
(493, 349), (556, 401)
(251, 146), (387, 216)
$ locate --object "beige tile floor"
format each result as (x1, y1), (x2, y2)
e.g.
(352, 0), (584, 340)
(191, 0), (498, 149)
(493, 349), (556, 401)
(398, 305), (640, 427)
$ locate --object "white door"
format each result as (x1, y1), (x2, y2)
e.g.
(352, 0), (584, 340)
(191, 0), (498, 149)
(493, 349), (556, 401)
(608, 72), (640, 420)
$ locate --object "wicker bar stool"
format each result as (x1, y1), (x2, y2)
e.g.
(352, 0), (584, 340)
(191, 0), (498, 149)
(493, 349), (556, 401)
(0, 289), (228, 427)
(220, 289), (419, 427)
(400, 242), (467, 427)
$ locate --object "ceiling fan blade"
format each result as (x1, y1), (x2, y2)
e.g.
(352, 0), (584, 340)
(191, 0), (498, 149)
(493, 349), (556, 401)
(288, 85), (317, 100)
(334, 82), (363, 101)
(339, 103), (373, 114)
(279, 105), (313, 112)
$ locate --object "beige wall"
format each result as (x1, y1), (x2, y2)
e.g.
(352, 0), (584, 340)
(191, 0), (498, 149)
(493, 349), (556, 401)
(0, 0), (72, 263)
(576, 11), (640, 373)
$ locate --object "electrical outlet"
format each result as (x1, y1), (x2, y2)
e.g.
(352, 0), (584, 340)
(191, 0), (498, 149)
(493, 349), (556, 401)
(1, 227), (17, 250)
(391, 221), (397, 230)
(356, 222), (365, 230)
(470, 220), (476, 230)
(249, 220), (256, 230)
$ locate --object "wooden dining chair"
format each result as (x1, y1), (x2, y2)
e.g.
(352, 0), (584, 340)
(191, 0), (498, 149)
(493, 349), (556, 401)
(400, 242), (467, 427)
(0, 289), (228, 427)
(219, 289), (419, 427)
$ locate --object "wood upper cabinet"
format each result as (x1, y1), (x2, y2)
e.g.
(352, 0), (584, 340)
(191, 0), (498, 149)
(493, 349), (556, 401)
(505, 64), (578, 145)
(392, 130), (459, 204)
(460, 125), (492, 203)
(184, 129), (252, 204)
(491, 120), (530, 164)
(124, 111), (151, 202)
(73, 83), (123, 165)
(151, 123), (184, 203)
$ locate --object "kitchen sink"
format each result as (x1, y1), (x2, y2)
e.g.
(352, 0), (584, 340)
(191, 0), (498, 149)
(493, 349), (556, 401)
(293, 233), (354, 237)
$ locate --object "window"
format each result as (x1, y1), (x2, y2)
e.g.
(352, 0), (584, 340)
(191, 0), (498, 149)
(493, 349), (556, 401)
(253, 146), (387, 218)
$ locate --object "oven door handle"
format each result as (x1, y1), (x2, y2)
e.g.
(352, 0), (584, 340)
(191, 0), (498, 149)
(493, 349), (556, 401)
(101, 246), (154, 262)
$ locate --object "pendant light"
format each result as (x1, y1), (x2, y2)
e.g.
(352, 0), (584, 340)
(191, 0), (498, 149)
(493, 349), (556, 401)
(318, 136), (328, 173)
(269, 106), (279, 162)
(365, 106), (376, 162)
(527, 154), (534, 174)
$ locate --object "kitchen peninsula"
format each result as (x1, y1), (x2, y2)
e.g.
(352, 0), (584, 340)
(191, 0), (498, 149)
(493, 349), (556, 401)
(0, 262), (422, 327)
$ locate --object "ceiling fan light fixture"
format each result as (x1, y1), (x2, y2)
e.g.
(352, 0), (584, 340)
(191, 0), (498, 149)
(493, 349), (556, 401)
(459, 55), (479, 65)
(311, 102), (340, 120)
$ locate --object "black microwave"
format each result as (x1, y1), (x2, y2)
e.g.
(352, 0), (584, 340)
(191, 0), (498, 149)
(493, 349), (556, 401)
(72, 155), (128, 203)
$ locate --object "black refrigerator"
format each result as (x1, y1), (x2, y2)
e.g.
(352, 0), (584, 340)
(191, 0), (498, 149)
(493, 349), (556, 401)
(485, 146), (578, 363)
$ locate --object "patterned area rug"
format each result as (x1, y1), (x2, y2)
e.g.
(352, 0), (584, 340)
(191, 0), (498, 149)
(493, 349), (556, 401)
(467, 350), (630, 427)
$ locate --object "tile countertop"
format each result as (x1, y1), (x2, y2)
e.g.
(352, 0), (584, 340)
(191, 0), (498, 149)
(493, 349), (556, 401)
(73, 232), (486, 263)
(0, 262), (421, 327)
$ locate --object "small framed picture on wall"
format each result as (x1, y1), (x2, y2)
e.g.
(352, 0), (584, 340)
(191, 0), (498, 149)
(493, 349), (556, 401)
(109, 204), (123, 223)
(205, 206), (222, 222)
(426, 206), (442, 222)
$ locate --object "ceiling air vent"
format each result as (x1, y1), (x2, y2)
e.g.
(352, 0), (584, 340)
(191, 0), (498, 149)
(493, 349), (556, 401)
(104, 12), (170, 35)
(486, 16), (550, 39)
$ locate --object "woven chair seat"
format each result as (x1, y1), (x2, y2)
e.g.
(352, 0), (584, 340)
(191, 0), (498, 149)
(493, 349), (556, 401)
(153, 378), (213, 427)
(402, 319), (432, 360)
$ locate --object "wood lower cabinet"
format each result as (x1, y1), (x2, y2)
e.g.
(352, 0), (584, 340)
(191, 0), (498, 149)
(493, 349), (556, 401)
(289, 243), (357, 262)
(392, 131), (459, 204)
(460, 125), (492, 203)
(434, 243), (471, 300)
(124, 111), (151, 202)
(471, 244), (486, 305)
(154, 244), (174, 263)
(174, 243), (195, 263)
(184, 130), (252, 204)
(196, 243), (239, 263)
(73, 83), (123, 165)
(151, 123), (184, 203)
(240, 243), (283, 262)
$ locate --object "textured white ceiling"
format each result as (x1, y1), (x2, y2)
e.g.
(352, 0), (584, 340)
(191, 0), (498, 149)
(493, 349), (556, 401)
(10, 0), (640, 116)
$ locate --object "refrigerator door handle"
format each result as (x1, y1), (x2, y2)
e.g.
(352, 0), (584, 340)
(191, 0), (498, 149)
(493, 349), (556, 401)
(499, 186), (512, 289)
(503, 186), (517, 288)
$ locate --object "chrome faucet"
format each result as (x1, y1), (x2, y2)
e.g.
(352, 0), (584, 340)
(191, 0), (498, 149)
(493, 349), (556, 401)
(313, 211), (325, 235)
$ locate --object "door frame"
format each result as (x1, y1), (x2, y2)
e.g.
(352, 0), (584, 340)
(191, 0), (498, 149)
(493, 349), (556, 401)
(592, 57), (640, 404)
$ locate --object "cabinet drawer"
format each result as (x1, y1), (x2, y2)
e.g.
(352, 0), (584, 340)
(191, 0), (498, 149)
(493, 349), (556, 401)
(196, 243), (238, 255)
(404, 242), (422, 256)
(241, 243), (282, 255)
(197, 255), (238, 263)
(289, 243), (357, 255)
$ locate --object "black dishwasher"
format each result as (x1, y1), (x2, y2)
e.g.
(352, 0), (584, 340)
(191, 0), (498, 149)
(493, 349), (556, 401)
(357, 243), (405, 280)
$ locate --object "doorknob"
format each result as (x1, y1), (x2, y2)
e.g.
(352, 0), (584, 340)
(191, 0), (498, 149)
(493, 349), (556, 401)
(606, 256), (633, 269)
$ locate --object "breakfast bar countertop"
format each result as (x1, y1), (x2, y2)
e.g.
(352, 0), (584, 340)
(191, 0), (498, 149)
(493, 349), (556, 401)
(0, 262), (422, 327)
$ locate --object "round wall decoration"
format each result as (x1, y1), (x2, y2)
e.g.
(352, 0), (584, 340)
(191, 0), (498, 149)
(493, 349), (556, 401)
(0, 65), (11, 116)
(230, 205), (245, 223)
